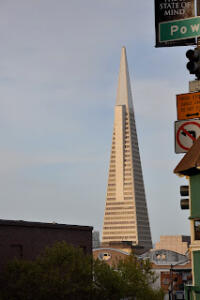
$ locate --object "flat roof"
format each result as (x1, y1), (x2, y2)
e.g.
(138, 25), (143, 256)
(0, 219), (93, 231)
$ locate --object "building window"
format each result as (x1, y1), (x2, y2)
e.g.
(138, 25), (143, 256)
(194, 219), (200, 240)
(98, 252), (111, 261)
(162, 278), (169, 285)
(10, 244), (23, 259)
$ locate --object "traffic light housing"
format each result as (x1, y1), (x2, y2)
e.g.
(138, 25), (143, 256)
(186, 48), (200, 79)
(180, 185), (189, 210)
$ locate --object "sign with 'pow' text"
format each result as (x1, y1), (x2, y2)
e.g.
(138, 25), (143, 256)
(155, 0), (195, 47)
(160, 16), (200, 42)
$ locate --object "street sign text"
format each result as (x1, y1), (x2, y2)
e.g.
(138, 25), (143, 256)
(177, 92), (200, 120)
(155, 0), (195, 47)
(159, 16), (200, 42)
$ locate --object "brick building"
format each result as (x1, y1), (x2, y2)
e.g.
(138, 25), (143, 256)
(0, 219), (93, 270)
(93, 247), (129, 266)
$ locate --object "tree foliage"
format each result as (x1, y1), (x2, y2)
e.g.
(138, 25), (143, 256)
(0, 242), (92, 300)
(93, 253), (164, 300)
(0, 242), (164, 300)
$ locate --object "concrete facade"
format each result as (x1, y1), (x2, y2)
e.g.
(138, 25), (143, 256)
(102, 47), (152, 251)
(155, 235), (190, 255)
(189, 80), (200, 92)
(0, 219), (93, 270)
(92, 231), (100, 249)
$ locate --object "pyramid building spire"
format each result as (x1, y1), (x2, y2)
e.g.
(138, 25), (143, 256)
(102, 47), (152, 251)
(116, 46), (133, 109)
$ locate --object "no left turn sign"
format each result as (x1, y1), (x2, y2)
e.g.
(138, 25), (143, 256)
(175, 119), (200, 153)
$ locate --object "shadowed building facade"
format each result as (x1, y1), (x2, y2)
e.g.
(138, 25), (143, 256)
(0, 219), (93, 271)
(102, 47), (152, 251)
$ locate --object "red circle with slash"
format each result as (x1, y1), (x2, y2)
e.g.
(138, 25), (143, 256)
(177, 121), (200, 151)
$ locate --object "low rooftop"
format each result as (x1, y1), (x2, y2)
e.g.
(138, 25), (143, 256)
(0, 219), (93, 231)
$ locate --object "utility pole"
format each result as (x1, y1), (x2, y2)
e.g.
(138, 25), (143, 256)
(175, 3), (200, 299)
(154, 0), (200, 298)
(197, 0), (200, 47)
(187, 4), (200, 296)
(174, 137), (200, 300)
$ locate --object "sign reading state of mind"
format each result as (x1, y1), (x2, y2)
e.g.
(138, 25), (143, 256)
(155, 0), (195, 47)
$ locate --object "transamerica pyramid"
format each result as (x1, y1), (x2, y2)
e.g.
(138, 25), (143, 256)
(102, 47), (152, 251)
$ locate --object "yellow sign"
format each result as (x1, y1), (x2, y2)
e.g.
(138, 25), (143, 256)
(177, 92), (200, 120)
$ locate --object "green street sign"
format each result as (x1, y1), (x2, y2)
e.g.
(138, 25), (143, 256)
(159, 16), (200, 42)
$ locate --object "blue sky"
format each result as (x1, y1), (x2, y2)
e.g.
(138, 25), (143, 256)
(0, 0), (192, 243)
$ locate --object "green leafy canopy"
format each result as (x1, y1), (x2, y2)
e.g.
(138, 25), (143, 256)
(0, 242), (164, 300)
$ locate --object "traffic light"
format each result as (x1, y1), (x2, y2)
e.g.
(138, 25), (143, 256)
(186, 48), (200, 79)
(180, 185), (189, 210)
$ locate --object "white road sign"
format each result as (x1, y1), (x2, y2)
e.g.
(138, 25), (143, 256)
(175, 119), (200, 153)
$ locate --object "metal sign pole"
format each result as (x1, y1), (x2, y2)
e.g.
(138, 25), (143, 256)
(197, 0), (200, 47)
(186, 0), (200, 288)
(189, 0), (200, 93)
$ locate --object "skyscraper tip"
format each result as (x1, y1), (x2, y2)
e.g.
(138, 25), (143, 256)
(116, 46), (133, 109)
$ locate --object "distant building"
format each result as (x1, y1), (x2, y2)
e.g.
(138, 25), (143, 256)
(93, 246), (192, 299)
(141, 249), (191, 300)
(0, 219), (93, 271)
(102, 47), (152, 252)
(155, 235), (190, 255)
(93, 247), (129, 266)
(92, 231), (100, 249)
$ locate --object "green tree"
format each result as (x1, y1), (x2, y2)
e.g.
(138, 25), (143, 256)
(92, 258), (125, 299)
(93, 252), (164, 300)
(0, 242), (92, 300)
(116, 254), (164, 300)
(0, 243), (164, 300)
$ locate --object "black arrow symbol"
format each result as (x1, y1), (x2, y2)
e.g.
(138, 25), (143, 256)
(186, 112), (199, 117)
